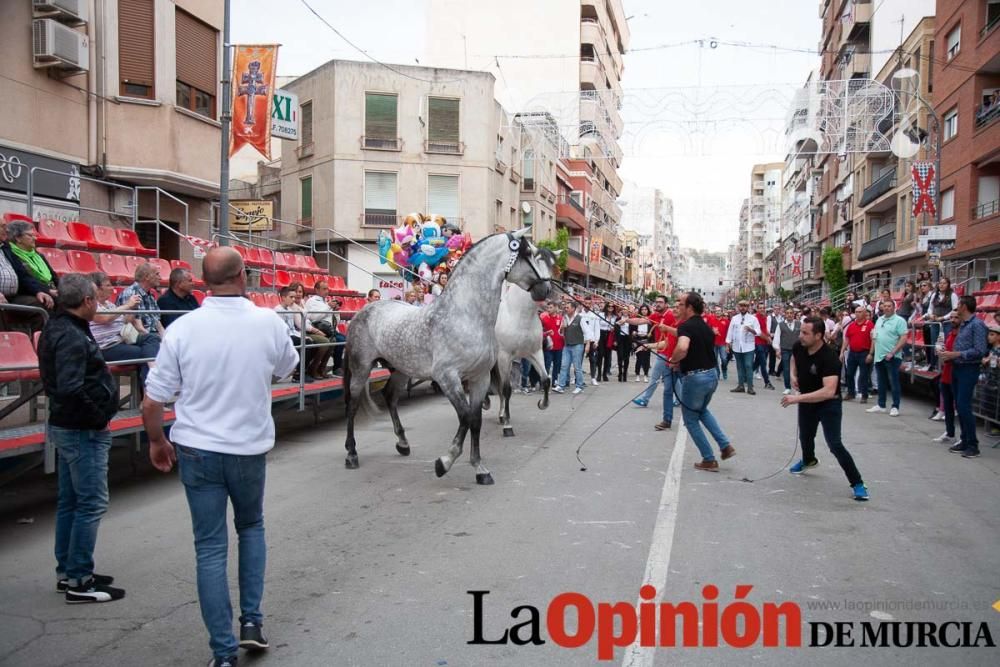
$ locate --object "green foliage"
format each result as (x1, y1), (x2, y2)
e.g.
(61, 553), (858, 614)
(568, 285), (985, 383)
(644, 289), (661, 303)
(536, 228), (569, 273)
(822, 246), (848, 307)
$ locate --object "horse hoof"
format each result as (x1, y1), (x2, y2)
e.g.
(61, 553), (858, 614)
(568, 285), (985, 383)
(537, 399), (549, 410)
(476, 472), (495, 485)
(345, 455), (359, 469)
(502, 427), (515, 438)
(434, 458), (447, 478)
(396, 443), (410, 456)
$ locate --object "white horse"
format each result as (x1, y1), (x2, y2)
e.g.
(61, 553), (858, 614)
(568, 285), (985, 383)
(490, 281), (557, 436)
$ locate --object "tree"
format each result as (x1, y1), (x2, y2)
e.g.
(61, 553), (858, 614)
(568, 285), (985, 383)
(536, 228), (569, 273)
(822, 246), (848, 309)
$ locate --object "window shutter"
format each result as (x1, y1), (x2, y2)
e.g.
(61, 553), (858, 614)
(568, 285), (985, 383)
(175, 9), (218, 96)
(428, 98), (460, 142)
(301, 177), (312, 220)
(365, 94), (398, 139)
(427, 175), (459, 218)
(300, 102), (313, 145)
(365, 172), (397, 213)
(941, 188), (954, 218)
(119, 0), (155, 94)
(978, 176), (1000, 207)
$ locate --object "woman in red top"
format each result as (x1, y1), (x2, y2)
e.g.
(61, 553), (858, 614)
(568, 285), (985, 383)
(707, 306), (730, 380)
(540, 301), (564, 385)
(933, 313), (962, 445)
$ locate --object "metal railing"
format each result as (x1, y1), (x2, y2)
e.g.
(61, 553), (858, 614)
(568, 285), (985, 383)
(972, 199), (999, 220)
(424, 140), (464, 155)
(135, 186), (190, 257)
(361, 136), (401, 151)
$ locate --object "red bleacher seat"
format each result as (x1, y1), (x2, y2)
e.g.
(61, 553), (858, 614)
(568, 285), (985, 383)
(973, 281), (1000, 297)
(978, 294), (1000, 311)
(66, 250), (99, 274)
(37, 219), (87, 249)
(0, 332), (40, 382)
(116, 228), (157, 256)
(124, 255), (145, 278)
(301, 273), (316, 291)
(2, 212), (33, 225)
(245, 247), (266, 268)
(250, 292), (267, 308)
(99, 254), (131, 283)
(67, 222), (114, 251)
(233, 246), (251, 264)
(260, 270), (291, 289)
(327, 275), (350, 294)
(301, 255), (323, 273)
(92, 225), (130, 252)
(192, 289), (206, 305)
(257, 248), (274, 268)
(262, 292), (280, 309)
(36, 247), (72, 275)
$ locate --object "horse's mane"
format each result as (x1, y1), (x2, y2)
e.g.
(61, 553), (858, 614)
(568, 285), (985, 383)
(447, 232), (507, 277)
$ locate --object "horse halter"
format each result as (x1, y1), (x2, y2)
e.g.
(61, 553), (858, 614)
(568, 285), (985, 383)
(504, 232), (551, 293)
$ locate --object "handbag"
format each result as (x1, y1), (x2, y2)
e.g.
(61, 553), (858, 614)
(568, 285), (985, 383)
(120, 322), (140, 345)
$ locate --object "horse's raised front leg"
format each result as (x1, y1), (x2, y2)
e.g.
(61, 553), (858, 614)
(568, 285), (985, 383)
(382, 373), (411, 456)
(467, 373), (495, 485)
(434, 371), (472, 478)
(529, 350), (550, 410)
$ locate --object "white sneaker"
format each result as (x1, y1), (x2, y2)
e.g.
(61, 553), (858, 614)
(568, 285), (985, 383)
(635, 376), (642, 382)
(866, 405), (886, 414)
(889, 407), (899, 417)
(552, 385), (564, 394)
(782, 389), (791, 395)
(931, 412), (946, 421)
(572, 387), (583, 395)
(591, 378), (599, 386)
(932, 433), (954, 443)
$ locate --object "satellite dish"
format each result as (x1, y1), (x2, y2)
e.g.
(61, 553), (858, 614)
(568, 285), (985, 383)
(892, 68), (919, 80)
(521, 201), (532, 214)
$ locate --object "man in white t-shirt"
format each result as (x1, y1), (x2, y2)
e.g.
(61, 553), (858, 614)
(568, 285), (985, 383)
(141, 247), (298, 667)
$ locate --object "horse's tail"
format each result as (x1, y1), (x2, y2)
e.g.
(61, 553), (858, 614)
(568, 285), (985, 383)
(343, 334), (382, 416)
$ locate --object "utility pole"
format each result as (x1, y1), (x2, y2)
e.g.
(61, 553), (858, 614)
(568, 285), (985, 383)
(217, 0), (232, 245)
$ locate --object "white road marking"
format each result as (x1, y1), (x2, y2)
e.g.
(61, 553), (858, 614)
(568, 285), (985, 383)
(621, 427), (686, 667)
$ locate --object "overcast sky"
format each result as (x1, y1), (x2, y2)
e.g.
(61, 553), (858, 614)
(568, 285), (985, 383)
(233, 0), (821, 253)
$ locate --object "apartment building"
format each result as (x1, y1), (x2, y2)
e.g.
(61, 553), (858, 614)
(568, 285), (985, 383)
(279, 60), (526, 289)
(747, 162), (784, 293)
(555, 158), (592, 284)
(1, 0), (223, 261)
(935, 0), (1000, 260)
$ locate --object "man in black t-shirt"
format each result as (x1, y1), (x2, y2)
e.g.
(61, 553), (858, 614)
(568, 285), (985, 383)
(781, 317), (869, 501)
(668, 292), (736, 471)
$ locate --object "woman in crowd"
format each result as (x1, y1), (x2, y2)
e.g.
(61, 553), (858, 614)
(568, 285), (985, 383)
(431, 273), (448, 296)
(598, 301), (616, 382)
(615, 304), (635, 382)
(88, 272), (160, 382)
(897, 280), (918, 322)
(633, 304), (652, 382)
(288, 281), (333, 379)
(5, 220), (58, 296)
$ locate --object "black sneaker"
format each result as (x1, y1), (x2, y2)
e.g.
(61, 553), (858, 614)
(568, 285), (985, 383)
(240, 621), (269, 650)
(747, 387), (757, 395)
(730, 386), (745, 393)
(65, 577), (125, 604)
(208, 657), (238, 667)
(961, 449), (981, 459)
(948, 442), (967, 454)
(57, 573), (114, 593)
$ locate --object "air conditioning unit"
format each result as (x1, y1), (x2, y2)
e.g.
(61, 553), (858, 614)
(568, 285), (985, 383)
(32, 19), (89, 73)
(32, 0), (88, 25)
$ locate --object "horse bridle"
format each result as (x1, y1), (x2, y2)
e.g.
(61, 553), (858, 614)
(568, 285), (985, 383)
(504, 233), (551, 293)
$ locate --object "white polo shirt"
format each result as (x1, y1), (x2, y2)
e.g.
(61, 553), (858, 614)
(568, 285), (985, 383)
(145, 296), (299, 455)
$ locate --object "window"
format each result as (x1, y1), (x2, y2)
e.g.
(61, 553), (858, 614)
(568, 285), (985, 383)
(977, 175), (1000, 218)
(945, 25), (960, 61)
(300, 101), (313, 146)
(522, 149), (535, 191)
(987, 1), (1000, 36)
(944, 107), (958, 140)
(427, 175), (459, 219)
(928, 40), (935, 92)
(119, 0), (155, 98)
(300, 176), (312, 222)
(363, 171), (397, 226)
(941, 187), (955, 219)
(175, 10), (218, 118)
(364, 93), (398, 149)
(427, 97), (461, 153)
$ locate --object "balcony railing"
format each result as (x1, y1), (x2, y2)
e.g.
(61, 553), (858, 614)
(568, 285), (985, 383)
(362, 212), (397, 227)
(857, 229), (895, 261)
(859, 170), (897, 207)
(981, 12), (1000, 38)
(972, 199), (1000, 220)
(362, 136), (401, 151)
(424, 140), (464, 155)
(975, 101), (1000, 130)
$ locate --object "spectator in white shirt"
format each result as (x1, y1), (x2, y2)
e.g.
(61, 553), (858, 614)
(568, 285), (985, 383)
(142, 247), (298, 666)
(726, 300), (761, 394)
(580, 299), (602, 386)
(305, 279), (345, 375)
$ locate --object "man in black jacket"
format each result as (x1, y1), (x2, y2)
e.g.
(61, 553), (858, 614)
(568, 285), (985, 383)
(38, 273), (125, 604)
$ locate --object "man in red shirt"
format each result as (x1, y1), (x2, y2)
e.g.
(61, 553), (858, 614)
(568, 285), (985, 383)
(752, 303), (775, 390)
(632, 295), (679, 430)
(707, 306), (730, 380)
(539, 301), (564, 384)
(839, 305), (874, 402)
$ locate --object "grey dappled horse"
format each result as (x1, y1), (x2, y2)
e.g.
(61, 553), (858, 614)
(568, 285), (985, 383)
(342, 230), (554, 485)
(490, 277), (560, 437)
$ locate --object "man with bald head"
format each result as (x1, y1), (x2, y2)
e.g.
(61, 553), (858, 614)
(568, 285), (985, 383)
(142, 246), (298, 666)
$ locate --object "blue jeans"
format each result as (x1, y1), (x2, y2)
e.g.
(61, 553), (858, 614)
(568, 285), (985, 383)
(679, 370), (730, 461)
(754, 344), (772, 385)
(734, 351), (754, 389)
(715, 345), (729, 379)
(177, 445), (268, 659)
(558, 344), (585, 390)
(875, 357), (902, 409)
(332, 332), (346, 370)
(544, 348), (562, 384)
(781, 349), (795, 391)
(520, 358), (541, 388)
(844, 350), (871, 398)
(52, 425), (111, 583)
(952, 365), (980, 449)
(639, 354), (675, 424)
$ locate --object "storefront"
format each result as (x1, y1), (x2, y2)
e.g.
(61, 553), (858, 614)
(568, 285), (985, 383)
(0, 145), (81, 222)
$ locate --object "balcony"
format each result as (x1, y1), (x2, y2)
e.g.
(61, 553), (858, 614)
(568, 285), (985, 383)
(494, 149), (508, 173)
(362, 211), (398, 227)
(972, 199), (1000, 220)
(581, 18), (602, 51)
(975, 101), (1000, 130)
(580, 57), (603, 89)
(857, 229), (895, 261)
(362, 136), (401, 151)
(981, 12), (1000, 39)
(859, 169), (896, 207)
(424, 140), (464, 155)
(839, 0), (872, 48)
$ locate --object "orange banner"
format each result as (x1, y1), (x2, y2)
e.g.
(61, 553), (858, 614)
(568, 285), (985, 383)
(229, 45), (278, 159)
(589, 237), (602, 263)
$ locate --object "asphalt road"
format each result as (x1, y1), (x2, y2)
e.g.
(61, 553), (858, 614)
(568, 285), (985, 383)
(0, 372), (998, 666)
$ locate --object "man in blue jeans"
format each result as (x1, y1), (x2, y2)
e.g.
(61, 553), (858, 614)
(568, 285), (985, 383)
(726, 300), (760, 395)
(866, 299), (909, 417)
(632, 297), (679, 430)
(668, 292), (736, 471)
(143, 248), (299, 667)
(38, 273), (124, 603)
(939, 296), (990, 458)
(554, 299), (587, 395)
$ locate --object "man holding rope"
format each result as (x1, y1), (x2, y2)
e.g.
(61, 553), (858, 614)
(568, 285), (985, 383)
(781, 317), (869, 501)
